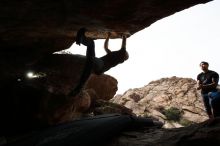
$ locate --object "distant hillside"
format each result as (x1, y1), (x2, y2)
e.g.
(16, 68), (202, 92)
(111, 76), (208, 128)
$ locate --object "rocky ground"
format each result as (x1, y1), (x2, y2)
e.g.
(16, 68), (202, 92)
(107, 118), (220, 146)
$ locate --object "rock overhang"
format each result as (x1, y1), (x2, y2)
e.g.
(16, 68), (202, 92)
(0, 0), (213, 83)
(0, 0), (212, 53)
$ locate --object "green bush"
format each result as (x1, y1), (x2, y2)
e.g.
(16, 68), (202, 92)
(179, 119), (194, 127)
(163, 107), (182, 121)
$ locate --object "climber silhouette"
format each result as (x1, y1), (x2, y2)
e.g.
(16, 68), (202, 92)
(69, 28), (95, 97)
(69, 28), (129, 97)
(97, 32), (129, 74)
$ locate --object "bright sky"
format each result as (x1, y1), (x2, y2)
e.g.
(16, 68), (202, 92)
(67, 0), (220, 94)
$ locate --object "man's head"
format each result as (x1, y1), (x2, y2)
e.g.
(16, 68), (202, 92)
(200, 61), (209, 72)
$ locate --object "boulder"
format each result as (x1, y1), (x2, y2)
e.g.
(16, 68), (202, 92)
(111, 76), (208, 128)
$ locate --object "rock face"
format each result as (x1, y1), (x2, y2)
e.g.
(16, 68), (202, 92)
(111, 76), (208, 128)
(86, 74), (118, 101)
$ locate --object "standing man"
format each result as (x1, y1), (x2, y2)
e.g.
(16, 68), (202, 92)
(197, 61), (220, 118)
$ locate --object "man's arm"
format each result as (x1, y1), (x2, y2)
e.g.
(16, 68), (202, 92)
(201, 79), (218, 90)
(201, 73), (219, 90)
(196, 80), (202, 90)
(104, 32), (111, 54)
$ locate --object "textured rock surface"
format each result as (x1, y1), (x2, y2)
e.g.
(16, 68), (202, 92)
(92, 99), (133, 116)
(86, 74), (118, 100)
(108, 118), (220, 146)
(111, 76), (208, 128)
(0, 0), (211, 50)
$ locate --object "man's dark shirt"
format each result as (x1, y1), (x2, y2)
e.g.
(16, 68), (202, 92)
(197, 70), (219, 94)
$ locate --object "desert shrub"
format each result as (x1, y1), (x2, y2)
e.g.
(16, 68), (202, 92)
(179, 119), (194, 127)
(163, 107), (182, 121)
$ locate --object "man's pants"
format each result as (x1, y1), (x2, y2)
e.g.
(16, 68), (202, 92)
(202, 93), (212, 116)
(209, 91), (220, 117)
